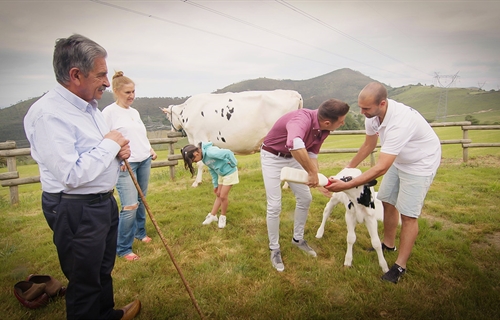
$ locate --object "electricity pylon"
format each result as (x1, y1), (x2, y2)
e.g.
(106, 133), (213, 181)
(434, 71), (459, 122)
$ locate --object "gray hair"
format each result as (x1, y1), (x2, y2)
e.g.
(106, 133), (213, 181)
(53, 34), (107, 85)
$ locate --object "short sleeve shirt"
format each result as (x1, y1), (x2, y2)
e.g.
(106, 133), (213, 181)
(263, 109), (330, 155)
(365, 99), (441, 175)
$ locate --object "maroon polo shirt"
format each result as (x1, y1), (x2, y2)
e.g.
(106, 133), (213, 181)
(263, 109), (330, 155)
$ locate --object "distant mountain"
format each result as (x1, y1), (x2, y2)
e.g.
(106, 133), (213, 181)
(1, 68), (499, 148)
(215, 68), (376, 108)
(0, 97), (40, 148)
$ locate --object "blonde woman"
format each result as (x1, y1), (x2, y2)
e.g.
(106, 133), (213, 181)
(102, 71), (157, 261)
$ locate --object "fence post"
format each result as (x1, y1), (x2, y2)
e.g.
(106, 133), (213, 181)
(165, 131), (185, 180)
(462, 125), (469, 162)
(1, 141), (20, 204)
(169, 136), (176, 180)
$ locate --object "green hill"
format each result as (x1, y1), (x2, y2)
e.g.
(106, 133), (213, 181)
(1, 68), (499, 147)
(389, 85), (500, 123)
(0, 97), (40, 148)
(215, 70), (500, 124)
(215, 68), (375, 108)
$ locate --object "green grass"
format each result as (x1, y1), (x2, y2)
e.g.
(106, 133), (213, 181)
(1, 133), (500, 319)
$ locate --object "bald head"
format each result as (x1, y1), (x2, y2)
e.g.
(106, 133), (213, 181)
(358, 82), (387, 106)
(357, 82), (389, 120)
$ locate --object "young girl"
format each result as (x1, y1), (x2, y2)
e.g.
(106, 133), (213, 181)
(181, 142), (239, 228)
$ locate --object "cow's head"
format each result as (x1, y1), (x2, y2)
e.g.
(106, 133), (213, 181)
(163, 105), (183, 131)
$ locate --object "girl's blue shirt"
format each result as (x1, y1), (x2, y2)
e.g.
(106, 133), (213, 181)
(201, 142), (238, 187)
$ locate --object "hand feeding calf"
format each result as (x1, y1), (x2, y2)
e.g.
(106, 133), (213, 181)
(316, 168), (389, 273)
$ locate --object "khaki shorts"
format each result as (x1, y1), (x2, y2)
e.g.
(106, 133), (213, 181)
(377, 165), (435, 218)
(218, 170), (239, 186)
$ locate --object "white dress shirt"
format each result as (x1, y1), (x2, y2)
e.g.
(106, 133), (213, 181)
(24, 84), (121, 194)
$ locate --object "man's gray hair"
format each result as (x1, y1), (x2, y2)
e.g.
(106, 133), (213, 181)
(53, 34), (107, 85)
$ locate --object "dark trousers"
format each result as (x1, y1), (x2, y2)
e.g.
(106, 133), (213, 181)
(42, 192), (120, 320)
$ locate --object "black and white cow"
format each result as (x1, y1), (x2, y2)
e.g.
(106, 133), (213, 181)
(163, 90), (303, 187)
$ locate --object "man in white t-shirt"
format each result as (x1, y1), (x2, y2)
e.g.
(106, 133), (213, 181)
(326, 82), (441, 283)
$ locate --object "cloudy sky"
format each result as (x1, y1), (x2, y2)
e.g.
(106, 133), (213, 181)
(1, 0), (499, 108)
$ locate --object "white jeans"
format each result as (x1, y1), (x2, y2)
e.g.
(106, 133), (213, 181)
(261, 150), (312, 250)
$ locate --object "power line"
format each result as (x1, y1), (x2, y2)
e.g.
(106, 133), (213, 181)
(91, 0), (420, 80)
(274, 0), (431, 78)
(89, 0), (346, 69)
(180, 0), (410, 77)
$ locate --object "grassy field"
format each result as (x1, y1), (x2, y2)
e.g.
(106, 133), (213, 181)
(1, 129), (500, 319)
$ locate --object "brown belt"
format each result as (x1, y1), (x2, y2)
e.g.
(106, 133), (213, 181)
(261, 145), (292, 158)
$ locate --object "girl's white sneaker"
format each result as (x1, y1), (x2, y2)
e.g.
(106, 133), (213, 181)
(202, 213), (218, 225)
(218, 215), (226, 228)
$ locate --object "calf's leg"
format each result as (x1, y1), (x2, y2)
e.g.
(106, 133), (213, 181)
(365, 216), (389, 272)
(344, 211), (357, 267)
(316, 196), (339, 238)
(192, 161), (204, 187)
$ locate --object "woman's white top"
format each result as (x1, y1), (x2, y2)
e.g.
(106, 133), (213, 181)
(102, 102), (151, 163)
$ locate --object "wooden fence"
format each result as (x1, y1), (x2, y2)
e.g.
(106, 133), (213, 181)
(0, 132), (184, 205)
(461, 125), (500, 162)
(2, 121), (499, 205)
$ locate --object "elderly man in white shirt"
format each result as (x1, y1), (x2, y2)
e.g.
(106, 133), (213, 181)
(24, 34), (141, 320)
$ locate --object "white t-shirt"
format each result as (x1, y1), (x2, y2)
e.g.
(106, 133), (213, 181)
(365, 99), (441, 175)
(102, 102), (151, 163)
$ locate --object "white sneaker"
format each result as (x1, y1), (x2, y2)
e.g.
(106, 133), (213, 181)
(202, 213), (218, 225)
(218, 215), (226, 228)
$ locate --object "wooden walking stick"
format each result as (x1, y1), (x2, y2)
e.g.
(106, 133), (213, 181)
(123, 159), (204, 319)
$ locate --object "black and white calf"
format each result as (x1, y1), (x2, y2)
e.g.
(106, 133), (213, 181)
(316, 168), (389, 273)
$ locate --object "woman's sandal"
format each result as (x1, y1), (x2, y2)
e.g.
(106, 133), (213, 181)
(27, 274), (67, 298)
(13, 281), (50, 309)
(141, 236), (152, 243)
(124, 253), (140, 261)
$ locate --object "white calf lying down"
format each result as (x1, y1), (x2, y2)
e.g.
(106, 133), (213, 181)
(316, 168), (389, 273)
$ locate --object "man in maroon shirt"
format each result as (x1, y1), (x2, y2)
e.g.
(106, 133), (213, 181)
(261, 99), (349, 272)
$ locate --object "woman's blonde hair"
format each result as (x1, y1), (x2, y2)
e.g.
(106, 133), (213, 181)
(111, 71), (134, 99)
